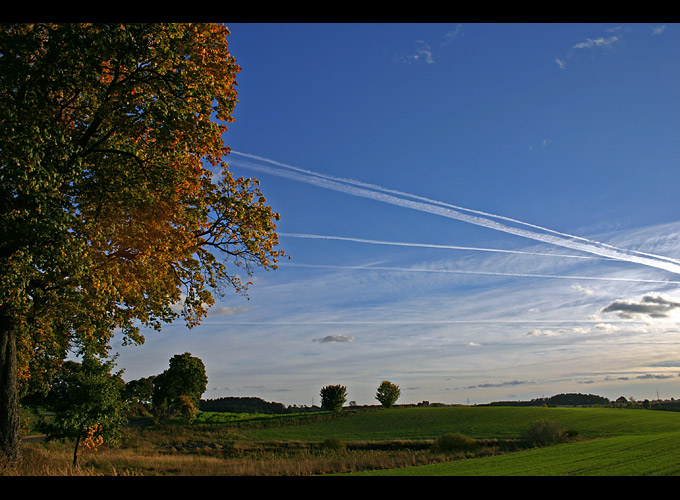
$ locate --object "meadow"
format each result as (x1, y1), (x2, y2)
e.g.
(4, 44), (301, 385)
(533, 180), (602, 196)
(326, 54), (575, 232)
(6, 405), (680, 476)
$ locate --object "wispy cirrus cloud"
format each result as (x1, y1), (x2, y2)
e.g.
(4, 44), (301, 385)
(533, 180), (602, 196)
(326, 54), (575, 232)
(397, 24), (463, 65)
(401, 40), (435, 64)
(554, 30), (621, 69)
(572, 35), (619, 50)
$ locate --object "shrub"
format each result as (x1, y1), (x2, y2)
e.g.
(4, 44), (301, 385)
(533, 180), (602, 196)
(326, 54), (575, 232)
(522, 420), (568, 447)
(434, 432), (479, 453)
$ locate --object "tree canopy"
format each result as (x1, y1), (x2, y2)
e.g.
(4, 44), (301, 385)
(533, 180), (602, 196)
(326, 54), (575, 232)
(0, 23), (284, 460)
(320, 384), (347, 413)
(375, 380), (401, 408)
(152, 352), (207, 421)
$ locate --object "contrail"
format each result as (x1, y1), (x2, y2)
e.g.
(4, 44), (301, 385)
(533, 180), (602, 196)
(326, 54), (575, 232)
(228, 152), (680, 276)
(280, 232), (616, 261)
(283, 262), (680, 284)
(230, 151), (680, 267)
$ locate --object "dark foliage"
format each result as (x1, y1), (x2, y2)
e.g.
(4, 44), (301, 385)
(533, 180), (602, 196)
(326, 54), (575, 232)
(200, 396), (290, 414)
(484, 392), (611, 407)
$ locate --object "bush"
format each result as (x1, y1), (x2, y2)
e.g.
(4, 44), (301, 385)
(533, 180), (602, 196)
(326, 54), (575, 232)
(434, 433), (479, 453)
(522, 420), (568, 447)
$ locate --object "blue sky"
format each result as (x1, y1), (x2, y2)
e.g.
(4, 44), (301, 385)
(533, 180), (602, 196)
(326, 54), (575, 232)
(114, 23), (680, 406)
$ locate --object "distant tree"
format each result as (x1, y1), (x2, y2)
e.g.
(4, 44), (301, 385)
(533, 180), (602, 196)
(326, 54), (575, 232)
(37, 351), (127, 467)
(124, 376), (155, 405)
(320, 384), (347, 412)
(200, 396), (288, 414)
(123, 375), (155, 416)
(152, 352), (207, 420)
(375, 380), (401, 408)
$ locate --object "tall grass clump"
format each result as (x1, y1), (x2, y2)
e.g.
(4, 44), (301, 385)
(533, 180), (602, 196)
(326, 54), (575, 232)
(321, 437), (346, 452)
(433, 433), (479, 453)
(522, 420), (573, 447)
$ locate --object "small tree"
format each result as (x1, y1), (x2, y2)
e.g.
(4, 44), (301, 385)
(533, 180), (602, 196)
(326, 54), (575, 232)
(37, 351), (127, 467)
(320, 384), (347, 412)
(375, 380), (401, 408)
(177, 394), (199, 424)
(152, 352), (207, 421)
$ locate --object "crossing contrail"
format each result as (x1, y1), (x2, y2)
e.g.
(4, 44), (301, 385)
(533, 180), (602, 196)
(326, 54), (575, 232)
(228, 151), (680, 277)
(279, 232), (616, 261)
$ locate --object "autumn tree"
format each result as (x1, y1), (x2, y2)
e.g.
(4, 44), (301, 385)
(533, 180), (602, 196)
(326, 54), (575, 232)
(320, 384), (347, 412)
(0, 23), (284, 461)
(375, 380), (400, 408)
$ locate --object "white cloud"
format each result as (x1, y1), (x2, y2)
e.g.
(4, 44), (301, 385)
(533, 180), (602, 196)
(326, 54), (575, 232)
(652, 25), (666, 35)
(442, 24), (464, 45)
(526, 326), (589, 337)
(554, 29), (623, 70)
(403, 40), (435, 64)
(572, 283), (595, 296)
(208, 305), (250, 317)
(398, 25), (463, 65)
(572, 36), (619, 50)
(527, 328), (559, 337)
(595, 323), (620, 333)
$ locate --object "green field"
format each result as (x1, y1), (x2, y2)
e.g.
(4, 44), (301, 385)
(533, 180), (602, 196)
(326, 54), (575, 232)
(238, 406), (680, 440)
(358, 433), (680, 476)
(231, 406), (680, 476)
(15, 405), (680, 475)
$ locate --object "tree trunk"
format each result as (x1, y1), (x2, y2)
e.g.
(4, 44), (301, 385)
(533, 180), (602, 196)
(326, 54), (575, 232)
(73, 434), (80, 468)
(0, 311), (20, 463)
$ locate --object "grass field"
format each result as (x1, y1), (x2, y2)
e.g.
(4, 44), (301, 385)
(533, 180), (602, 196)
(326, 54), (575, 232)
(351, 433), (680, 476)
(8, 405), (680, 476)
(233, 406), (680, 476)
(238, 405), (680, 441)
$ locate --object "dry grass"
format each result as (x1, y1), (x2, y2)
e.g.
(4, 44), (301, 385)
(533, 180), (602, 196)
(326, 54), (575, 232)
(1, 432), (509, 476)
(3, 444), (479, 476)
(2, 419), (517, 476)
